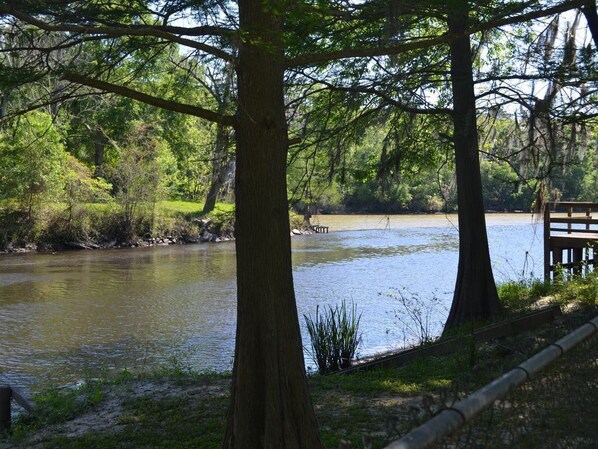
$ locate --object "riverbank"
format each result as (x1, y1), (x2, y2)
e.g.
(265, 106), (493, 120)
(1, 200), (536, 254)
(2, 298), (597, 449)
(0, 202), (326, 254)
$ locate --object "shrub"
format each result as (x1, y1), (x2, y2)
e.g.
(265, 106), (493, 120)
(552, 267), (598, 307)
(497, 278), (553, 313)
(388, 289), (445, 346)
(304, 301), (362, 374)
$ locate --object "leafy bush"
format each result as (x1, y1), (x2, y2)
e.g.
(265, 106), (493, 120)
(552, 266), (598, 307)
(304, 301), (362, 374)
(497, 278), (553, 313)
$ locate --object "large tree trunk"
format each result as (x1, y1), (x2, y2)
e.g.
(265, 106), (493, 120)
(582, 0), (598, 48)
(203, 63), (235, 214)
(222, 0), (323, 447)
(444, 2), (501, 332)
(202, 122), (230, 214)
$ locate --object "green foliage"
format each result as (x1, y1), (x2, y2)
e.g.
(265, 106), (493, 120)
(551, 267), (598, 307)
(498, 268), (598, 313)
(0, 111), (66, 216)
(64, 155), (112, 207)
(497, 278), (553, 313)
(13, 380), (104, 435)
(105, 122), (174, 240)
(304, 300), (362, 374)
(41, 202), (120, 245)
(579, 141), (598, 202)
(480, 159), (533, 211)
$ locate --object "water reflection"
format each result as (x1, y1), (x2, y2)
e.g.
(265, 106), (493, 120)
(0, 214), (542, 392)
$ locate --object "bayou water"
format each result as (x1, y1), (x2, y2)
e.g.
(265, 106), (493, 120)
(0, 213), (544, 391)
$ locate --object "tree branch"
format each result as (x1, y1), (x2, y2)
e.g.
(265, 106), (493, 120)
(62, 72), (236, 126)
(0, 5), (235, 63)
(287, 0), (586, 68)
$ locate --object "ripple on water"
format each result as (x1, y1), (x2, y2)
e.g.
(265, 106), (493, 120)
(0, 215), (543, 392)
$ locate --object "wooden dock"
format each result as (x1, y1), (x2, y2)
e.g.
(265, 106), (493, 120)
(544, 201), (598, 280)
(309, 225), (329, 234)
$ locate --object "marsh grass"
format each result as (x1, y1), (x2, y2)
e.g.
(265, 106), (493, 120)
(550, 265), (598, 307)
(497, 278), (553, 313)
(497, 268), (598, 312)
(304, 301), (362, 374)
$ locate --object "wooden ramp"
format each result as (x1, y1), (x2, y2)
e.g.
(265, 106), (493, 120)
(544, 201), (598, 280)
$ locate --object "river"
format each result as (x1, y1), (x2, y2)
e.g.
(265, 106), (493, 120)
(0, 213), (544, 392)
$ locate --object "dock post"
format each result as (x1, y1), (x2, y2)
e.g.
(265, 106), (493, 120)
(544, 205), (551, 280)
(0, 385), (11, 432)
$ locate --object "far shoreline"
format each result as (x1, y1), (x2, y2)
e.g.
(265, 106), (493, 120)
(0, 210), (539, 255)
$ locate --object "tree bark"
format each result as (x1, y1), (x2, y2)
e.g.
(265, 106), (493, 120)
(203, 63), (235, 214)
(582, 0), (598, 48)
(444, 2), (501, 332)
(202, 122), (230, 214)
(222, 0), (323, 447)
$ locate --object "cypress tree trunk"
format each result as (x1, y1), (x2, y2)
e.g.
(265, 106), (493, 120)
(222, 0), (323, 447)
(202, 122), (230, 214)
(203, 64), (234, 214)
(582, 0), (598, 48)
(444, 2), (501, 332)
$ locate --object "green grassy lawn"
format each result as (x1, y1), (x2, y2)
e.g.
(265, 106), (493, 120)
(4, 357), (466, 449)
(156, 201), (235, 218)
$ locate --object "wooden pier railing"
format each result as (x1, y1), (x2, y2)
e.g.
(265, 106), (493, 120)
(544, 201), (598, 280)
(0, 385), (35, 432)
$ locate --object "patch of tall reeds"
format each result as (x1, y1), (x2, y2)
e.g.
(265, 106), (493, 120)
(304, 300), (362, 374)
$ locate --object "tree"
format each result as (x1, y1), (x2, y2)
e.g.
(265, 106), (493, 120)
(0, 110), (66, 218)
(222, 0), (323, 444)
(107, 122), (173, 240)
(200, 60), (236, 214)
(0, 2), (322, 447)
(444, 0), (501, 330)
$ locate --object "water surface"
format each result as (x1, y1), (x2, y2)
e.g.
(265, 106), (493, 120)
(0, 213), (544, 391)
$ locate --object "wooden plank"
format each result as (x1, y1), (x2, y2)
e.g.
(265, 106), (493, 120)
(550, 217), (597, 225)
(10, 386), (35, 414)
(551, 234), (598, 248)
(546, 202), (598, 279)
(550, 228), (598, 234)
(553, 201), (598, 209)
(338, 306), (562, 374)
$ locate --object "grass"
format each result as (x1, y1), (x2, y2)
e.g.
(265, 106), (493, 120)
(497, 268), (598, 312)
(156, 201), (235, 218)
(2, 354), (465, 449)
(497, 277), (554, 312)
(1, 347), (499, 449)
(304, 301), (362, 374)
